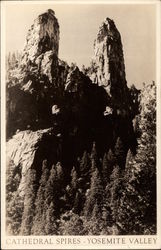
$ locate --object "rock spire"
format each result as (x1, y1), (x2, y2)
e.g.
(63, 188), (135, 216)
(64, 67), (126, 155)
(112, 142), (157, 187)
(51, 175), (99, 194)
(21, 9), (59, 64)
(93, 18), (127, 100)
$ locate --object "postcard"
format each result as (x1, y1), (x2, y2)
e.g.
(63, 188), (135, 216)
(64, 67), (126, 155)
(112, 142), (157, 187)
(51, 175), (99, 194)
(1, 0), (161, 249)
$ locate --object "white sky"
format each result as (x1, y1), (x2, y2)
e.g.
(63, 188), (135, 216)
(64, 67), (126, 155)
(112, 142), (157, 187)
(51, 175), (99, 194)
(4, 1), (156, 88)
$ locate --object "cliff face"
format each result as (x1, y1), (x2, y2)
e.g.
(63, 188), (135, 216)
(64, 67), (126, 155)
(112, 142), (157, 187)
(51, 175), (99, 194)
(6, 128), (60, 193)
(6, 10), (136, 192)
(7, 10), (67, 136)
(90, 18), (129, 113)
(21, 9), (59, 65)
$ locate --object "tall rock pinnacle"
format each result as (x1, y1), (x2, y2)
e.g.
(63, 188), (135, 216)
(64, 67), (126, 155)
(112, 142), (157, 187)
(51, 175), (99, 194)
(21, 9), (59, 64)
(6, 9), (137, 198)
(93, 18), (127, 102)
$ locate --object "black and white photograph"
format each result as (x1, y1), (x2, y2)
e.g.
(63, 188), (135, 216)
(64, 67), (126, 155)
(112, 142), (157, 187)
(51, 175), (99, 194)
(1, 0), (161, 249)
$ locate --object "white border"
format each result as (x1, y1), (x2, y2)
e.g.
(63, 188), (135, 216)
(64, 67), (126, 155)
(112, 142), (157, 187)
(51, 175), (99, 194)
(1, 0), (160, 5)
(156, 0), (161, 244)
(1, 1), (7, 248)
(1, 1), (161, 249)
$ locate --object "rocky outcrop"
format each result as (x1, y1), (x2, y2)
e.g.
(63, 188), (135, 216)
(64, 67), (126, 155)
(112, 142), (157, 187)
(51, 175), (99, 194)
(21, 9), (59, 65)
(65, 66), (86, 92)
(89, 18), (129, 112)
(19, 9), (60, 89)
(6, 10), (67, 137)
(6, 10), (137, 192)
(7, 128), (61, 193)
(7, 129), (50, 193)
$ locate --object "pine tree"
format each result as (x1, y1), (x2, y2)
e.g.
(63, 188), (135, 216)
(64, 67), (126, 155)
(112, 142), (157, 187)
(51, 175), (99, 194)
(116, 82), (156, 234)
(83, 168), (103, 219)
(102, 149), (115, 186)
(73, 189), (84, 214)
(6, 160), (23, 235)
(101, 203), (112, 234)
(41, 160), (50, 184)
(84, 202), (104, 235)
(80, 151), (90, 178)
(44, 165), (57, 208)
(129, 84), (140, 117)
(43, 162), (64, 232)
(90, 142), (98, 174)
(38, 164), (61, 235)
(20, 168), (37, 235)
(70, 166), (78, 191)
(101, 150), (116, 231)
(91, 142), (97, 163)
(55, 162), (64, 208)
(78, 151), (91, 202)
(114, 149), (135, 234)
(56, 162), (64, 184)
(136, 82), (156, 233)
(107, 149), (116, 165)
(131, 82), (156, 233)
(6, 192), (24, 235)
(6, 160), (21, 201)
(31, 160), (49, 235)
(108, 165), (122, 229)
(45, 202), (58, 235)
(60, 211), (84, 235)
(67, 167), (82, 213)
(114, 137), (126, 168)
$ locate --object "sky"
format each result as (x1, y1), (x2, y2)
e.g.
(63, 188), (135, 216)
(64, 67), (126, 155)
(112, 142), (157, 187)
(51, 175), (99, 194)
(4, 2), (156, 88)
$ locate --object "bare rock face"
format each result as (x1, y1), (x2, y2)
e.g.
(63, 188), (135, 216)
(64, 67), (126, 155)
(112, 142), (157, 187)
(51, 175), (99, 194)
(7, 10), (66, 136)
(19, 9), (60, 88)
(91, 18), (128, 107)
(65, 66), (85, 92)
(7, 129), (50, 193)
(7, 128), (60, 193)
(7, 9), (60, 90)
(36, 50), (59, 83)
(21, 9), (59, 65)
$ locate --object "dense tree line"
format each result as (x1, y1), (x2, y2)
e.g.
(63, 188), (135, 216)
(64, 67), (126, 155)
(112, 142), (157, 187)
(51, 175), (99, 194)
(6, 81), (156, 235)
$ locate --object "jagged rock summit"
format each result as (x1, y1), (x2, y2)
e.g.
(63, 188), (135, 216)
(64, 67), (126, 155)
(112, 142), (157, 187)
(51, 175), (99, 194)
(91, 17), (128, 109)
(21, 9), (59, 65)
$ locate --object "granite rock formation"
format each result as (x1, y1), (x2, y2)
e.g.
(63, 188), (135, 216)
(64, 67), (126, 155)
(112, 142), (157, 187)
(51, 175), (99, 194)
(6, 128), (59, 192)
(6, 10), (136, 192)
(21, 9), (59, 65)
(89, 18), (129, 114)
